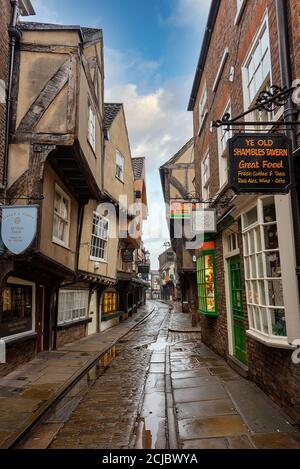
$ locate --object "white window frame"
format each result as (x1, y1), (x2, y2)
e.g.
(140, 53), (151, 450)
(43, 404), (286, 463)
(88, 102), (96, 152)
(234, 0), (247, 25)
(201, 150), (210, 200)
(116, 150), (125, 182)
(198, 83), (208, 134)
(217, 100), (232, 189)
(58, 289), (89, 325)
(90, 212), (109, 262)
(1, 277), (36, 343)
(242, 13), (272, 132)
(242, 197), (288, 347)
(52, 184), (71, 248)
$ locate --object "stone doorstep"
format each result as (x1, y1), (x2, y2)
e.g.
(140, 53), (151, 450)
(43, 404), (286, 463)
(0, 303), (156, 449)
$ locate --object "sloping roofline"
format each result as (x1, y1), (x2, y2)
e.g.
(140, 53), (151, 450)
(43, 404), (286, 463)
(187, 0), (221, 111)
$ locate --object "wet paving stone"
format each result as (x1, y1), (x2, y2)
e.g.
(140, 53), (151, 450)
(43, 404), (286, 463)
(178, 415), (248, 440)
(182, 438), (228, 449)
(176, 399), (237, 419)
(174, 384), (228, 403)
(172, 376), (220, 389)
(251, 432), (300, 449)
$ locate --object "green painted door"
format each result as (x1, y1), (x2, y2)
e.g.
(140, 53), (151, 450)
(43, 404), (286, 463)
(228, 256), (247, 365)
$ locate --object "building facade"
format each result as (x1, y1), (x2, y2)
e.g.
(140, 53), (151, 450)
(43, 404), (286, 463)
(159, 248), (177, 301)
(160, 138), (197, 312)
(0, 9), (148, 374)
(188, 0), (300, 421)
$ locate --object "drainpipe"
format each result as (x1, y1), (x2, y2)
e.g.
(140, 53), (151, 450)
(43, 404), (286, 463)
(276, 0), (300, 286)
(1, 1), (21, 191)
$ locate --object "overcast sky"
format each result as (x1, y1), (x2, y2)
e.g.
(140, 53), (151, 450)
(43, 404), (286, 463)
(26, 0), (210, 269)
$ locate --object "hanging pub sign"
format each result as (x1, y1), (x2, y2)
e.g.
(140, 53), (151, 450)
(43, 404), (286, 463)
(1, 205), (38, 255)
(121, 248), (134, 263)
(192, 208), (217, 234)
(228, 134), (292, 193)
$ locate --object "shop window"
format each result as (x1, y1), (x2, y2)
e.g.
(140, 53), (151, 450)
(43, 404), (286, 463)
(0, 278), (35, 339)
(53, 185), (70, 248)
(102, 291), (119, 318)
(197, 251), (217, 316)
(90, 212), (109, 262)
(58, 290), (88, 325)
(242, 197), (286, 338)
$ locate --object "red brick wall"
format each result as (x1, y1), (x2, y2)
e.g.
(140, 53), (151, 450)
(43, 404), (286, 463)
(0, 0), (11, 184)
(56, 323), (87, 348)
(193, 0), (300, 422)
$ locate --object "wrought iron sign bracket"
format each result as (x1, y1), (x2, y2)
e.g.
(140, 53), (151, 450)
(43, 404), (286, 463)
(171, 192), (233, 208)
(212, 84), (300, 130)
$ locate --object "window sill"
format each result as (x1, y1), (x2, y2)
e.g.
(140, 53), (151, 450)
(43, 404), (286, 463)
(198, 310), (218, 318)
(246, 329), (294, 349)
(56, 318), (92, 330)
(3, 331), (38, 345)
(52, 238), (70, 250)
(101, 311), (122, 322)
(90, 257), (108, 264)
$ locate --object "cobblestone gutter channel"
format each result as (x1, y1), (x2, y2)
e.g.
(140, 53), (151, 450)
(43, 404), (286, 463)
(16, 303), (170, 449)
(4, 303), (157, 449)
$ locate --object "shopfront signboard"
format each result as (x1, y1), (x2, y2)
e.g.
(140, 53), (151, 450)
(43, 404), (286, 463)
(138, 264), (150, 274)
(228, 134), (292, 193)
(1, 205), (38, 255)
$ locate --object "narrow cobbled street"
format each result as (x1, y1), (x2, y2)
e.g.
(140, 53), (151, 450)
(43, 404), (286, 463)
(15, 301), (300, 450)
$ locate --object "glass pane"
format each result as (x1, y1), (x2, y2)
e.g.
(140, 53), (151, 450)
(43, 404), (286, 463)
(264, 224), (278, 250)
(257, 253), (264, 278)
(245, 258), (250, 279)
(254, 306), (262, 331)
(253, 282), (259, 305)
(248, 305), (254, 329)
(249, 231), (255, 254)
(267, 280), (284, 307)
(243, 235), (248, 256)
(256, 228), (262, 251)
(261, 308), (269, 334)
(258, 280), (266, 305)
(266, 252), (281, 278)
(263, 198), (276, 222)
(243, 207), (258, 228)
(250, 255), (257, 278)
(247, 282), (253, 304)
(270, 309), (287, 337)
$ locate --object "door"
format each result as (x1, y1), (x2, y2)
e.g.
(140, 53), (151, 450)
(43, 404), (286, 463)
(228, 256), (247, 365)
(88, 290), (98, 335)
(37, 286), (45, 353)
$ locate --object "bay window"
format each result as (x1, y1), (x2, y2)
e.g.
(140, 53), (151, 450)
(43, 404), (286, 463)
(242, 197), (286, 340)
(102, 291), (119, 320)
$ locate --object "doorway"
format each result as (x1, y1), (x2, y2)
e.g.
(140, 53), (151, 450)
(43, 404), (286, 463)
(228, 256), (247, 365)
(37, 285), (45, 353)
(88, 290), (98, 335)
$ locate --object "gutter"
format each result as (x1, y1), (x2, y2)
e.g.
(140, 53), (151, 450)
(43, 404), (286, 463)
(187, 0), (221, 111)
